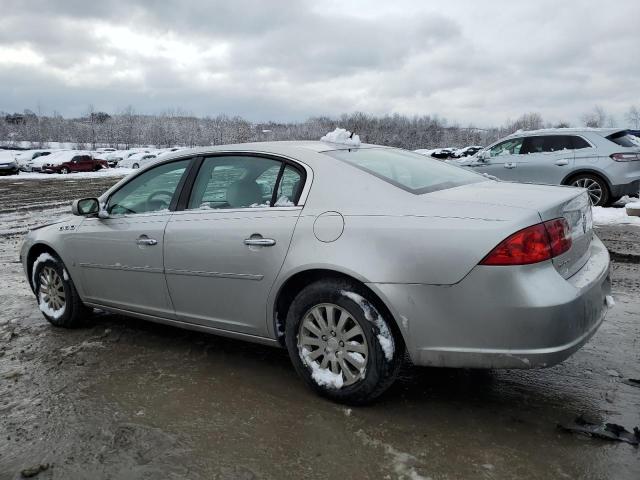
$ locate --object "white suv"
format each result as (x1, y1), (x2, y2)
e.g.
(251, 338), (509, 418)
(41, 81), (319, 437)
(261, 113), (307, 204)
(459, 128), (640, 206)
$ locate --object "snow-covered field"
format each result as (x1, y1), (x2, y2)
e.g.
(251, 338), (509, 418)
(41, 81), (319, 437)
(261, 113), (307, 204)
(0, 168), (134, 181)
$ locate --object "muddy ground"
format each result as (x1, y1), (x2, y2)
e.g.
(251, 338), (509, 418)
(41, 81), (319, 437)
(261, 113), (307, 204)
(0, 176), (639, 480)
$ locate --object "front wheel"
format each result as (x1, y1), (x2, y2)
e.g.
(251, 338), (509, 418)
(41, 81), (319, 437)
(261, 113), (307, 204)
(569, 174), (610, 206)
(285, 279), (404, 404)
(60, 167), (69, 174)
(32, 253), (89, 327)
(132, 163), (139, 169)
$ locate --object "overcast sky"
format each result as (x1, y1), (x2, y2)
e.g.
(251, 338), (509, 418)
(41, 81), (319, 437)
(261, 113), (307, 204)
(1, 0), (639, 126)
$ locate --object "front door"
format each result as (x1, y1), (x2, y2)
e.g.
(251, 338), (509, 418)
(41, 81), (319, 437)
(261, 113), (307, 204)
(466, 137), (524, 181)
(164, 155), (305, 336)
(71, 159), (191, 317)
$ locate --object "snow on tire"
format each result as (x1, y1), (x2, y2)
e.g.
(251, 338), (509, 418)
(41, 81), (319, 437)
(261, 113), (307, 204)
(32, 252), (89, 328)
(285, 279), (404, 404)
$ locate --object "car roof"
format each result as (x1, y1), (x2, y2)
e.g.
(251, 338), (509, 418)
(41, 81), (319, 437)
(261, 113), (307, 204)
(507, 127), (625, 137)
(159, 140), (382, 158)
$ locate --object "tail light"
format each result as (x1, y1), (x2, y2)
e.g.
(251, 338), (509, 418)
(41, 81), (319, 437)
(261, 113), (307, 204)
(610, 152), (640, 162)
(480, 218), (572, 266)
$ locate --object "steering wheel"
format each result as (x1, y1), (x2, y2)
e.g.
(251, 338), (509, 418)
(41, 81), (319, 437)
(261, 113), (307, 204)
(146, 190), (174, 211)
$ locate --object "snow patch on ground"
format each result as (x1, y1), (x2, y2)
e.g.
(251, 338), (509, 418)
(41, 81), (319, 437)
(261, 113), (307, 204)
(592, 206), (640, 226)
(356, 430), (429, 480)
(321, 128), (361, 147)
(341, 291), (395, 361)
(605, 295), (616, 308)
(300, 347), (344, 389)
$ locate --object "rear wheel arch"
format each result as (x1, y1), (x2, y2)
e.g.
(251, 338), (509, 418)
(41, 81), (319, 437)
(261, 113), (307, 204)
(562, 170), (613, 205)
(562, 170), (612, 190)
(272, 268), (405, 351)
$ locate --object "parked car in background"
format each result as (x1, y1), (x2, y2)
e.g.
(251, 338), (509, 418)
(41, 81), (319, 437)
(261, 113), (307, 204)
(0, 151), (19, 175)
(457, 128), (640, 206)
(414, 147), (456, 159)
(452, 146), (483, 158)
(117, 152), (158, 169)
(21, 141), (611, 403)
(15, 149), (60, 171)
(38, 151), (108, 174)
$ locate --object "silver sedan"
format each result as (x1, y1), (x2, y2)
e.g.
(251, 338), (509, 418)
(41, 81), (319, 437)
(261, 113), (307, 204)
(21, 141), (612, 403)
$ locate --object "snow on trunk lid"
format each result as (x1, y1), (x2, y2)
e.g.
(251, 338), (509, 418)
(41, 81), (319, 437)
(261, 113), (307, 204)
(538, 190), (593, 279)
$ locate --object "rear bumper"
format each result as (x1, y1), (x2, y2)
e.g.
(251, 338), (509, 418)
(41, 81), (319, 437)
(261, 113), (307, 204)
(0, 165), (19, 175)
(370, 235), (611, 369)
(611, 179), (640, 197)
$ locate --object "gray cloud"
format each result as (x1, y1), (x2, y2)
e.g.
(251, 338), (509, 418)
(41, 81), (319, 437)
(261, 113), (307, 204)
(1, 0), (639, 126)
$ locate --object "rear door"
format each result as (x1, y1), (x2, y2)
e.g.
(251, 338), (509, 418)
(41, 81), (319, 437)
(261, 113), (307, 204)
(163, 154), (305, 336)
(515, 135), (575, 184)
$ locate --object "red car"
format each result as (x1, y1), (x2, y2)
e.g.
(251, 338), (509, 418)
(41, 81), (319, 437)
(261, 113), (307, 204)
(41, 154), (108, 174)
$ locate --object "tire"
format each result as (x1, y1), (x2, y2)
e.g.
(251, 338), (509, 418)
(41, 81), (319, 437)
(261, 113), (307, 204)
(60, 167), (69, 174)
(285, 279), (404, 404)
(132, 163), (139, 169)
(568, 173), (610, 207)
(32, 254), (89, 328)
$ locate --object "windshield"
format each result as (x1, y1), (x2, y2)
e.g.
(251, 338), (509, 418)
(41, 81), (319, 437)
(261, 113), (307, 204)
(607, 131), (640, 148)
(324, 147), (486, 194)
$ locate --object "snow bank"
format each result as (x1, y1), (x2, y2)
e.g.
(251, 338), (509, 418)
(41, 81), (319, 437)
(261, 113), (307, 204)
(320, 128), (361, 147)
(592, 206), (640, 226)
(0, 169), (134, 181)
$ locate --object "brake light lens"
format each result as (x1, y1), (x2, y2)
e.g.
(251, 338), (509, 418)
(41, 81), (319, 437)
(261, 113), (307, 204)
(610, 152), (640, 162)
(480, 218), (572, 266)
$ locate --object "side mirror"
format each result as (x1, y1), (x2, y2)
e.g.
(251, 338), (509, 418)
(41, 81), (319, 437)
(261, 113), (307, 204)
(72, 198), (99, 216)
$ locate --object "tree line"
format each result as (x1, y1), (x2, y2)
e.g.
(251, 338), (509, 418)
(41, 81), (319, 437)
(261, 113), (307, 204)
(1, 105), (638, 151)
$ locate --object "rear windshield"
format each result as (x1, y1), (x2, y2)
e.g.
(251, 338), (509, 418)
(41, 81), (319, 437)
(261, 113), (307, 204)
(606, 131), (640, 148)
(324, 147), (486, 194)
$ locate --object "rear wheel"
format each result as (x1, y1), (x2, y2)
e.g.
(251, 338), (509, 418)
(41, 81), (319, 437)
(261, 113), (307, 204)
(32, 254), (89, 328)
(132, 163), (139, 169)
(569, 174), (610, 206)
(285, 279), (403, 404)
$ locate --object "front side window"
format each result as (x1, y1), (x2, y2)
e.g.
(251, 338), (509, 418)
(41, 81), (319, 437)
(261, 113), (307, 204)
(324, 147), (485, 195)
(187, 155), (302, 210)
(489, 138), (524, 157)
(107, 159), (190, 215)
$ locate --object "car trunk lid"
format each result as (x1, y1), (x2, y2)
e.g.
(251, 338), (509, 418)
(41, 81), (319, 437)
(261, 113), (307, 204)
(427, 181), (593, 278)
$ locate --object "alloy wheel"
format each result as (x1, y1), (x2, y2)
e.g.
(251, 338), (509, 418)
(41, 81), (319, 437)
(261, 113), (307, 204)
(298, 303), (368, 386)
(39, 266), (66, 312)
(571, 178), (602, 205)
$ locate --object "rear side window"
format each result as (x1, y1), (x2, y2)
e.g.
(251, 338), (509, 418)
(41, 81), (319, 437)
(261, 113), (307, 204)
(607, 131), (640, 148)
(324, 148), (485, 195)
(187, 155), (303, 209)
(571, 136), (591, 149)
(521, 136), (574, 154)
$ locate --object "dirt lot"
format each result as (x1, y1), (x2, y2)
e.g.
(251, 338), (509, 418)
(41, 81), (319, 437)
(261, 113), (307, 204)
(1, 176), (639, 480)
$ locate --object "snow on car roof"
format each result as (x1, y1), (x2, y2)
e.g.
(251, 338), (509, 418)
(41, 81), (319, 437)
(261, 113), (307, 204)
(507, 127), (626, 137)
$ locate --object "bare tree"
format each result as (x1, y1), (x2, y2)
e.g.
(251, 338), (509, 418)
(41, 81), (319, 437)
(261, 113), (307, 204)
(625, 105), (640, 129)
(581, 106), (608, 128)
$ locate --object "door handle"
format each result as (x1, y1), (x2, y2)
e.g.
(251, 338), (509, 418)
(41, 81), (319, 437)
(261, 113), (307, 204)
(504, 162), (517, 169)
(136, 235), (158, 246)
(244, 237), (276, 247)
(554, 159), (570, 166)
